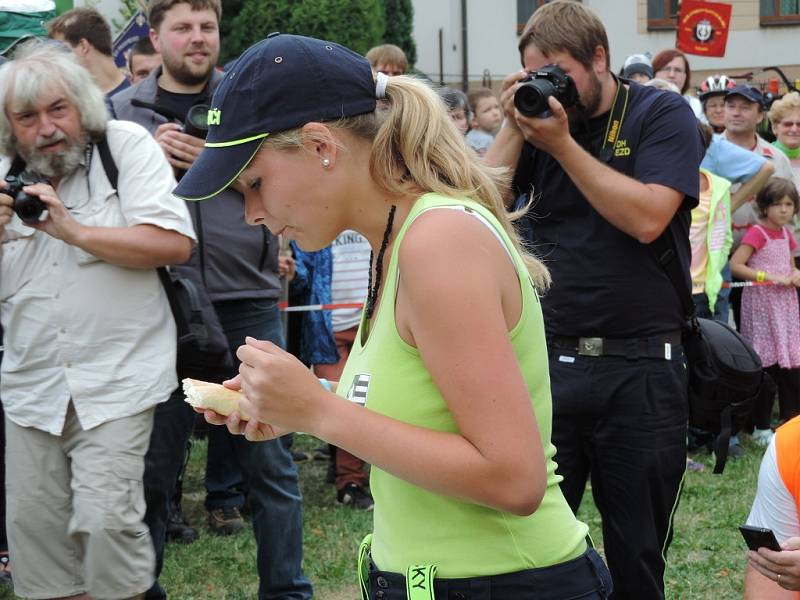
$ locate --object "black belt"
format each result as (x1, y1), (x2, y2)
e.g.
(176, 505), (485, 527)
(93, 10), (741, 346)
(547, 331), (682, 360)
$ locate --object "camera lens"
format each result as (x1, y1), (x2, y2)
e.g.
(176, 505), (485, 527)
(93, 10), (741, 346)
(14, 192), (46, 224)
(514, 79), (556, 117)
(184, 104), (211, 139)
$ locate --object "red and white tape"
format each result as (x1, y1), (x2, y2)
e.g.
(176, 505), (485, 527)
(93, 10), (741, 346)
(278, 302), (364, 313)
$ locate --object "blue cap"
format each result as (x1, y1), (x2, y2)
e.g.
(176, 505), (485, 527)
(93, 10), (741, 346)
(725, 84), (765, 108)
(174, 33), (377, 201)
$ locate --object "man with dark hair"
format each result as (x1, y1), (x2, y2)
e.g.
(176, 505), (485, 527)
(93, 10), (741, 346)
(47, 7), (130, 102)
(129, 37), (162, 84)
(486, 2), (702, 598)
(113, 1), (311, 599)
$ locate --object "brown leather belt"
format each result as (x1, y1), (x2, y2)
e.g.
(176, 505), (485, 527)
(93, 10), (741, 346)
(547, 331), (682, 360)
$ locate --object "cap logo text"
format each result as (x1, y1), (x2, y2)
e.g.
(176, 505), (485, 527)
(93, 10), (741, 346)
(207, 108), (222, 126)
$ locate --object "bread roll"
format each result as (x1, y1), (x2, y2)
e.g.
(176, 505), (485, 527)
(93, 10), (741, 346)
(182, 378), (250, 420)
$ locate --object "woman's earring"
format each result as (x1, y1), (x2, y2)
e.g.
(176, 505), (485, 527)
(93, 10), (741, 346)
(322, 158), (331, 168)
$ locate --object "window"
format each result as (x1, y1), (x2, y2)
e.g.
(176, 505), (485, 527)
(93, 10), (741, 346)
(647, 0), (679, 30)
(516, 0), (566, 34)
(761, 0), (800, 25)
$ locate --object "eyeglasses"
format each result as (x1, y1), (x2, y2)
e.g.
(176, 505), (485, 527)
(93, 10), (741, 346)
(657, 66), (686, 75)
(779, 121), (800, 128)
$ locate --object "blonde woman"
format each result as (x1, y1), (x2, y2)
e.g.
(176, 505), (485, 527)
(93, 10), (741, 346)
(769, 91), (800, 183)
(176, 34), (612, 599)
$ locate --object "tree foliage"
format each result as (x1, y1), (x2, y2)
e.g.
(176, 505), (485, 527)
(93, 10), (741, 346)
(220, 0), (384, 65)
(381, 0), (415, 68)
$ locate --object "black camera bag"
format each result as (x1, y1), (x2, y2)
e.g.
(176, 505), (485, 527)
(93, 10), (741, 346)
(652, 232), (762, 474)
(95, 136), (233, 382)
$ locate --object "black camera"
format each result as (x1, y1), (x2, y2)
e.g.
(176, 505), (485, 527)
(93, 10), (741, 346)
(4, 171), (47, 224)
(514, 65), (580, 117)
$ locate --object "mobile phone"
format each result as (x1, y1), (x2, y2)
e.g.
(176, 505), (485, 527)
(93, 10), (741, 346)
(739, 525), (782, 552)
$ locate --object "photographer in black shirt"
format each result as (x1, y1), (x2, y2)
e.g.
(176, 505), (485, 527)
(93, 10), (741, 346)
(486, 3), (702, 599)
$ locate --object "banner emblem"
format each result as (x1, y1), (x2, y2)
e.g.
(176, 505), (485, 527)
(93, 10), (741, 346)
(676, 0), (732, 57)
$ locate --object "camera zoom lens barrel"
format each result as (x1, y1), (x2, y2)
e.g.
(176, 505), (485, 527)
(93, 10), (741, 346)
(514, 79), (556, 117)
(14, 193), (46, 224)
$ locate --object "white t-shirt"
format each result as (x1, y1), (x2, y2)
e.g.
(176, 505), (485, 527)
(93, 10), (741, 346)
(747, 437), (800, 544)
(330, 230), (370, 332)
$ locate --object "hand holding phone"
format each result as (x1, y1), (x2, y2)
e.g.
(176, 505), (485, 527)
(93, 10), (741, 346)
(740, 525), (782, 552)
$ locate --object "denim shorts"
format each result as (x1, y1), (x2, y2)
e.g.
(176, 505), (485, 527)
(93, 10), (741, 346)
(366, 547), (612, 600)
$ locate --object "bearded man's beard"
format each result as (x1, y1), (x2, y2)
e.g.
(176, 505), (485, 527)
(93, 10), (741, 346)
(18, 130), (87, 179)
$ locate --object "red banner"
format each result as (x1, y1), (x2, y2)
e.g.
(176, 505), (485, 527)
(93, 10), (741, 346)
(676, 0), (733, 57)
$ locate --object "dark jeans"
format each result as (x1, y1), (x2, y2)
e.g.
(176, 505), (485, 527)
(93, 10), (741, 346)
(143, 385), (196, 599)
(144, 299), (312, 600)
(754, 365), (800, 428)
(213, 298), (311, 600)
(547, 348), (688, 600)
(365, 548), (612, 599)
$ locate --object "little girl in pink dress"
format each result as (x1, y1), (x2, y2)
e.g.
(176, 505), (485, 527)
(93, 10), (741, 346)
(731, 177), (800, 445)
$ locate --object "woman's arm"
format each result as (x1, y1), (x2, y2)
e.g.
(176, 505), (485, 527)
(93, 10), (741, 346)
(230, 210), (547, 515)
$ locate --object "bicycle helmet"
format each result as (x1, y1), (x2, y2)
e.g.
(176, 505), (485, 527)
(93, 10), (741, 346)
(699, 75), (736, 101)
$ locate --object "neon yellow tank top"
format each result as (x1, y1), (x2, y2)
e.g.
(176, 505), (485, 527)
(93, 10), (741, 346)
(337, 193), (588, 577)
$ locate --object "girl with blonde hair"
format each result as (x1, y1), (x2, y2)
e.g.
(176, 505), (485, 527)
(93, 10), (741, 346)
(175, 34), (611, 599)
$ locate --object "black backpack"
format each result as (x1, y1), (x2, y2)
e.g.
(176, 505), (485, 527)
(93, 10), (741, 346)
(652, 231), (763, 474)
(94, 136), (234, 382)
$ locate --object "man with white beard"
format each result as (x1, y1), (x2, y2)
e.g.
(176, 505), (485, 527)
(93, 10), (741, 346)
(0, 42), (194, 600)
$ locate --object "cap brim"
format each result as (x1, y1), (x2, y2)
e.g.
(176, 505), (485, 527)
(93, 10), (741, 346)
(174, 136), (266, 201)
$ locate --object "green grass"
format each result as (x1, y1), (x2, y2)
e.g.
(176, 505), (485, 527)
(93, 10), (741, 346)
(0, 434), (761, 599)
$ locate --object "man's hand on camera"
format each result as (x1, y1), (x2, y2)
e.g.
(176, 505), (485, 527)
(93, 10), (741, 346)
(514, 95), (572, 158)
(20, 183), (83, 244)
(0, 181), (13, 237)
(155, 122), (205, 171)
(498, 70), (529, 136)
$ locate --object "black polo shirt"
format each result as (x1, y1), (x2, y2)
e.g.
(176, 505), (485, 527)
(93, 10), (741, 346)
(512, 82), (702, 338)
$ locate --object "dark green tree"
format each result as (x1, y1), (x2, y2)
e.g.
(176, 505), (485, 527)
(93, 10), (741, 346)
(381, 0), (415, 68)
(220, 0), (384, 66)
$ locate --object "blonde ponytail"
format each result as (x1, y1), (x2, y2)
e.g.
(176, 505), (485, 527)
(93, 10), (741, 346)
(371, 75), (550, 290)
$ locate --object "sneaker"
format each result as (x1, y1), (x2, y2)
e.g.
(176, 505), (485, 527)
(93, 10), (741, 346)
(752, 428), (774, 447)
(686, 458), (705, 473)
(207, 506), (245, 536)
(727, 442), (746, 459)
(336, 483), (374, 510)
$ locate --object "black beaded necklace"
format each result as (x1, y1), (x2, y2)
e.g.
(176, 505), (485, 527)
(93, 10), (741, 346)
(365, 205), (397, 320)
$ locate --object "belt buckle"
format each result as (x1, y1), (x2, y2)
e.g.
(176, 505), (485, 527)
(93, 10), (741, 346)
(578, 337), (603, 357)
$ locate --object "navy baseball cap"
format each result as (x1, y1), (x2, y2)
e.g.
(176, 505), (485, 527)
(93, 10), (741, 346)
(725, 85), (765, 108)
(174, 33), (377, 201)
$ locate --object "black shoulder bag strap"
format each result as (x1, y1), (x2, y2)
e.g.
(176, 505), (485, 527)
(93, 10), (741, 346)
(95, 134), (191, 342)
(650, 230), (696, 321)
(6, 155), (27, 179)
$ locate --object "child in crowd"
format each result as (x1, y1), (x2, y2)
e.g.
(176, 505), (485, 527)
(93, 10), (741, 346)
(365, 43), (407, 77)
(731, 177), (800, 445)
(620, 53), (653, 84)
(291, 231), (375, 510)
(691, 123), (734, 322)
(437, 86), (471, 135)
(466, 87), (502, 156)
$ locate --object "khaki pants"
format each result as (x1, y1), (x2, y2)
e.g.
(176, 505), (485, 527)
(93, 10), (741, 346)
(6, 404), (155, 600)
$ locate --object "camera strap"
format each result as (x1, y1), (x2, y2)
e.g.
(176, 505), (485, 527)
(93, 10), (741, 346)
(598, 75), (629, 164)
(6, 155), (27, 179)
